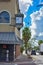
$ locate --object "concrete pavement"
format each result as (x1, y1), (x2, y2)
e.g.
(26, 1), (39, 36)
(14, 54), (36, 65)
(0, 63), (36, 65)
(31, 55), (43, 65)
(0, 54), (36, 65)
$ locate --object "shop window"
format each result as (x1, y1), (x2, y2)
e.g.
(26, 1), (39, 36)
(0, 11), (10, 23)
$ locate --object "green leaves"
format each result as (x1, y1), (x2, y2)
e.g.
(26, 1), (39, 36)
(22, 27), (31, 54)
(22, 27), (31, 43)
(20, 45), (24, 53)
(38, 40), (43, 45)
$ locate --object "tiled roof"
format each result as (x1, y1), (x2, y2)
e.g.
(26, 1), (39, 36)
(0, 32), (23, 44)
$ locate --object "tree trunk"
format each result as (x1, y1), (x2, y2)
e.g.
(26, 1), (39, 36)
(25, 49), (27, 54)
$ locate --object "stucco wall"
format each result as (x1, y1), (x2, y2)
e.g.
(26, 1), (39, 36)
(0, 0), (19, 32)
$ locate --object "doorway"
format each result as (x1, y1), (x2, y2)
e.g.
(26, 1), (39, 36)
(0, 44), (14, 62)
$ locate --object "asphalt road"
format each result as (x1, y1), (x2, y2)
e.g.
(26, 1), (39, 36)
(32, 55), (43, 65)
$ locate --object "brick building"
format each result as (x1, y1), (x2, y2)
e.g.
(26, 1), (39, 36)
(0, 0), (23, 62)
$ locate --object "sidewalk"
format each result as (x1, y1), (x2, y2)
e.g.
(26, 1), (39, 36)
(14, 54), (34, 64)
(0, 54), (36, 65)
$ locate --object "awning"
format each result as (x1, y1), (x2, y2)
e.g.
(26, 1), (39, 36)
(0, 32), (23, 44)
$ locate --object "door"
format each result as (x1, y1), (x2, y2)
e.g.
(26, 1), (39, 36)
(0, 44), (8, 62)
(0, 49), (6, 62)
(0, 44), (14, 62)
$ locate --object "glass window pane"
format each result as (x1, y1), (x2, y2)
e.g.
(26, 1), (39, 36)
(0, 11), (10, 23)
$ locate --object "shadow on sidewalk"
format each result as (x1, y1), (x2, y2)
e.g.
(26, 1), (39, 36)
(14, 55), (36, 65)
(14, 54), (32, 62)
(18, 63), (37, 65)
(14, 54), (37, 65)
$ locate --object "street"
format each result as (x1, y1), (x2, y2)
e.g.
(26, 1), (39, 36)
(32, 55), (43, 65)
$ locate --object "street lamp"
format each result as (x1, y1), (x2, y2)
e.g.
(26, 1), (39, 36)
(15, 10), (24, 30)
(10, 10), (24, 30)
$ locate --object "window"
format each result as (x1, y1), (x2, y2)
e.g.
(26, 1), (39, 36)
(0, 11), (10, 23)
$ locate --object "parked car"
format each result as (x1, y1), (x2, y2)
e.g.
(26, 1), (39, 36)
(31, 50), (36, 55)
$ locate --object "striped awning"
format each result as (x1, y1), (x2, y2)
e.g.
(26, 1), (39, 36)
(0, 32), (23, 44)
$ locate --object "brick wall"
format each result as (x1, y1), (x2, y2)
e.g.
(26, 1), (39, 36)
(15, 44), (21, 58)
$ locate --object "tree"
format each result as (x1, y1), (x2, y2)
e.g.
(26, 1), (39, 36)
(28, 42), (32, 51)
(20, 45), (24, 53)
(33, 46), (39, 51)
(38, 40), (43, 50)
(38, 40), (43, 45)
(22, 27), (31, 54)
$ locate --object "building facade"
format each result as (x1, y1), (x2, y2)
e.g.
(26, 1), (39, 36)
(0, 0), (22, 62)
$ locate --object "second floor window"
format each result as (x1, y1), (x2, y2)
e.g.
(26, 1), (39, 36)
(0, 11), (10, 23)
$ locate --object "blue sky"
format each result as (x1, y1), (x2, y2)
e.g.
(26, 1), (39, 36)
(19, 0), (40, 26)
(19, 0), (43, 41)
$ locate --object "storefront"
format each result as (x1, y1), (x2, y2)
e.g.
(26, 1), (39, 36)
(0, 44), (14, 62)
(0, 32), (22, 62)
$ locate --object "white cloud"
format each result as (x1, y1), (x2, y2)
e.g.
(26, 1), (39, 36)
(30, 22), (36, 38)
(30, 22), (36, 29)
(24, 14), (26, 18)
(19, 0), (33, 14)
(39, 32), (43, 36)
(23, 21), (25, 27)
(30, 7), (43, 40)
(31, 29), (36, 38)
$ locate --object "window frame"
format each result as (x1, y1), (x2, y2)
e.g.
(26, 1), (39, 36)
(0, 10), (11, 24)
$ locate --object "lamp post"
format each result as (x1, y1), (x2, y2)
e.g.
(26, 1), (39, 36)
(15, 10), (24, 30)
(10, 10), (24, 30)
